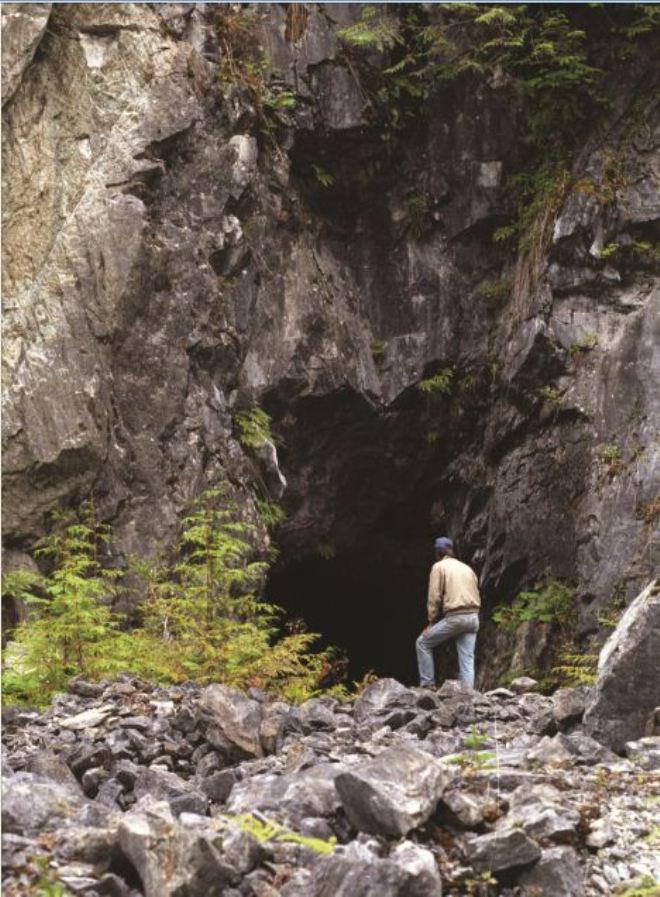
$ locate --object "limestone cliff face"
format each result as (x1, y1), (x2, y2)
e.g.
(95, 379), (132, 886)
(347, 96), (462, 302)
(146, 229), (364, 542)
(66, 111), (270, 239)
(2, 5), (658, 671)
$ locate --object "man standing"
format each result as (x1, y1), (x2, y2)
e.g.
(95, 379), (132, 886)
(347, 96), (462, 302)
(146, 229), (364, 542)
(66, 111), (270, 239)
(416, 537), (481, 689)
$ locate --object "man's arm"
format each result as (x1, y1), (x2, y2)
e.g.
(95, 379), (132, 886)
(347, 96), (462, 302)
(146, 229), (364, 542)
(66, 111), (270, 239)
(427, 564), (444, 624)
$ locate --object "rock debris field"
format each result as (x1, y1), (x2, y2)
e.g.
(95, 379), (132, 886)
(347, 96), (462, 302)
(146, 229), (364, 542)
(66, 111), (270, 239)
(2, 675), (659, 897)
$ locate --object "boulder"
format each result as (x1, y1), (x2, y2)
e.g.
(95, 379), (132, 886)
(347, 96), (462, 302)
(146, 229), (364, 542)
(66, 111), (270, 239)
(1, 2), (52, 105)
(552, 687), (590, 730)
(510, 677), (540, 695)
(583, 580), (660, 751)
(227, 763), (346, 826)
(438, 788), (488, 828)
(519, 846), (584, 896)
(465, 827), (541, 873)
(526, 735), (574, 768)
(25, 749), (80, 789)
(625, 737), (660, 771)
(60, 706), (114, 731)
(118, 800), (236, 897)
(286, 841), (442, 897)
(199, 769), (237, 804)
(334, 744), (450, 837)
(199, 684), (264, 759)
(133, 767), (207, 816)
(2, 774), (87, 834)
(353, 679), (415, 723)
(505, 783), (580, 843)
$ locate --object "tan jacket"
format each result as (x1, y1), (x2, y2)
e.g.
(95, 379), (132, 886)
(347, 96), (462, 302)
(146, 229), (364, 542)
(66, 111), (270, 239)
(427, 557), (481, 623)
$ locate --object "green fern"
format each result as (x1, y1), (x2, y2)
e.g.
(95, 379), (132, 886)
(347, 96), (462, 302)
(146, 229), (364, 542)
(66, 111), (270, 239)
(493, 580), (574, 631)
(230, 813), (336, 855)
(418, 367), (454, 395)
(235, 407), (273, 449)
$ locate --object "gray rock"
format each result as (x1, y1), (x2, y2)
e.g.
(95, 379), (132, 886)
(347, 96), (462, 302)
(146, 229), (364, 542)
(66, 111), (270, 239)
(505, 784), (580, 843)
(199, 684), (264, 759)
(465, 827), (542, 873)
(353, 679), (415, 723)
(118, 801), (234, 897)
(199, 769), (236, 804)
(60, 706), (114, 731)
(438, 788), (487, 828)
(527, 735), (574, 768)
(510, 677), (540, 695)
(519, 846), (584, 896)
(25, 749), (80, 789)
(289, 841), (440, 897)
(625, 737), (660, 771)
(584, 581), (660, 751)
(2, 774), (87, 834)
(227, 763), (345, 826)
(552, 687), (590, 729)
(335, 744), (450, 837)
(133, 767), (207, 816)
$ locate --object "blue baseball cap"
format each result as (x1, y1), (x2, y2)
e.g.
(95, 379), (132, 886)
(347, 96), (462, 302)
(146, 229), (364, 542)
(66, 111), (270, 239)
(434, 537), (454, 552)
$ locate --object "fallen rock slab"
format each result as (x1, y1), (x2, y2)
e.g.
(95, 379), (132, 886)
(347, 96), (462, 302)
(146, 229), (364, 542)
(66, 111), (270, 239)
(335, 744), (450, 837)
(519, 846), (584, 896)
(465, 827), (542, 873)
(583, 580), (660, 751)
(199, 684), (264, 759)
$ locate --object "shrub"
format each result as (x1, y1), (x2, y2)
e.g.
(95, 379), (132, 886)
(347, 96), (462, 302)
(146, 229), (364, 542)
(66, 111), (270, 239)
(4, 490), (345, 706)
(2, 507), (133, 706)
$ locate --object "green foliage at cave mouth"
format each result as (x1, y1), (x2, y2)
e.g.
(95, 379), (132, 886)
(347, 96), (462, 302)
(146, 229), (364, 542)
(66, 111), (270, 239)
(2, 488), (346, 708)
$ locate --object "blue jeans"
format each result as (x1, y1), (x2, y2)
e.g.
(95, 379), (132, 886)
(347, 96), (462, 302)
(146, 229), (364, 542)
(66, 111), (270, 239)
(416, 612), (479, 687)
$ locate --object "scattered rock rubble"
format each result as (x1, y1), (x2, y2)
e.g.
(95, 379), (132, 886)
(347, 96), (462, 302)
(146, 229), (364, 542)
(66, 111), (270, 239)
(2, 674), (659, 897)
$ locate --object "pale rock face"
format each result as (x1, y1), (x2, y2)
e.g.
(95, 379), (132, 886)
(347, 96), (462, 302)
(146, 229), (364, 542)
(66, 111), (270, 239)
(1, 3), (52, 105)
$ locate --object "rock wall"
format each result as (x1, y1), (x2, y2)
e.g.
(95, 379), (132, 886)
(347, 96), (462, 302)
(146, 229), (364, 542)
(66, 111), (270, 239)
(2, 4), (658, 677)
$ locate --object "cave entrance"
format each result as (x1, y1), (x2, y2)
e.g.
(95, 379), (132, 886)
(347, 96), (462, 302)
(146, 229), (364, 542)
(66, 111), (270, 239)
(266, 543), (430, 685)
(262, 386), (482, 686)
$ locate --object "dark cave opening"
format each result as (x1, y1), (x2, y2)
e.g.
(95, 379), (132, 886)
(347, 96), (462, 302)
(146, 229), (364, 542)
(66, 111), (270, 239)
(261, 387), (486, 686)
(266, 544), (434, 686)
